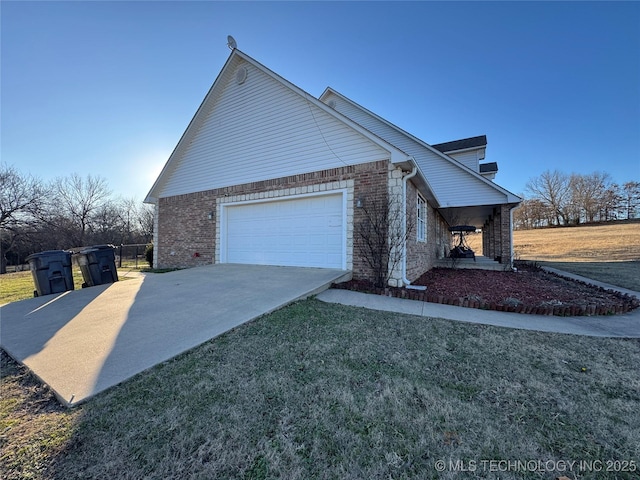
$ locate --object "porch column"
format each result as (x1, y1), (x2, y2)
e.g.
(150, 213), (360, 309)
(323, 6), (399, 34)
(493, 208), (502, 261)
(500, 204), (513, 266)
(487, 214), (495, 259)
(482, 220), (490, 257)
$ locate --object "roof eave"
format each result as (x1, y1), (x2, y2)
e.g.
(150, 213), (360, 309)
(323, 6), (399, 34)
(322, 88), (521, 206)
(149, 51), (417, 202)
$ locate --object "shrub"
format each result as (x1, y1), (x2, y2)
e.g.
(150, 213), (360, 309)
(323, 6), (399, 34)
(144, 243), (153, 268)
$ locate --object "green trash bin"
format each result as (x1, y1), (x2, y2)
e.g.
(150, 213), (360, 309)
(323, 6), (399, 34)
(25, 250), (74, 297)
(77, 245), (119, 287)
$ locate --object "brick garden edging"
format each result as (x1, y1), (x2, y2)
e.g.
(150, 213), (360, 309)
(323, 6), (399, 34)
(331, 278), (640, 317)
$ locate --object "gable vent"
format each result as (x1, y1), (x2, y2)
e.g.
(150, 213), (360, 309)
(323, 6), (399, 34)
(236, 66), (248, 85)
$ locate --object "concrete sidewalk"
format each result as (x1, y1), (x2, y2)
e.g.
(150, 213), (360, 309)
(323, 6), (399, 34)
(1, 264), (349, 407)
(316, 274), (640, 338)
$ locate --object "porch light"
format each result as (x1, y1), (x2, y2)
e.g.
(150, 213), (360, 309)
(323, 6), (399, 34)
(356, 197), (364, 208)
(208, 211), (214, 220)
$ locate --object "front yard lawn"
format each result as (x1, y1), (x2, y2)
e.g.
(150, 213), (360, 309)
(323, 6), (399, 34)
(2, 300), (639, 479)
(0, 267), (139, 305)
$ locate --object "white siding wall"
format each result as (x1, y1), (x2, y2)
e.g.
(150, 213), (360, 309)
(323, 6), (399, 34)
(155, 57), (389, 198)
(449, 151), (479, 172)
(323, 93), (507, 207)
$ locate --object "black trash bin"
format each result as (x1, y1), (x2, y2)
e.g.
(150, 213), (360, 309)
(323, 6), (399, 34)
(26, 250), (74, 297)
(77, 245), (119, 287)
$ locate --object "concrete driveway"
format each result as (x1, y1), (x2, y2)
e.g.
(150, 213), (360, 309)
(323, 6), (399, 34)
(0, 264), (349, 407)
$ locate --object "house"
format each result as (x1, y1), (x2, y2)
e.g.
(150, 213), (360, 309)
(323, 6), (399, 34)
(145, 48), (521, 287)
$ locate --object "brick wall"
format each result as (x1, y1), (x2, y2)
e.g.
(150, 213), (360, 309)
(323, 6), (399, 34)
(404, 180), (431, 282)
(481, 204), (517, 266)
(434, 211), (452, 261)
(351, 163), (390, 282)
(156, 160), (390, 282)
(500, 204), (514, 265)
(156, 190), (217, 268)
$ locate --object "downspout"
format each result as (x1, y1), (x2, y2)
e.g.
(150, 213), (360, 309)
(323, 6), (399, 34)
(401, 163), (425, 289)
(510, 206), (515, 270)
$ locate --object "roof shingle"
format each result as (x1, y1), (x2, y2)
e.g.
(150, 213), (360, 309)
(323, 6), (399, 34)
(432, 135), (487, 153)
(480, 162), (498, 173)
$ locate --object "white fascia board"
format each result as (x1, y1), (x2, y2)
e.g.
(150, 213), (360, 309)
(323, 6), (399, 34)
(320, 87), (522, 205)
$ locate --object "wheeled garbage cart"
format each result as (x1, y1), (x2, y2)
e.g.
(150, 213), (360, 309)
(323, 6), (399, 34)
(77, 244), (119, 287)
(26, 250), (74, 297)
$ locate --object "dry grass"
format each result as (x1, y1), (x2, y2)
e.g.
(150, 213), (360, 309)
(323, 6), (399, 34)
(512, 223), (640, 291)
(513, 223), (640, 262)
(2, 300), (639, 480)
(0, 352), (80, 480)
(452, 223), (640, 290)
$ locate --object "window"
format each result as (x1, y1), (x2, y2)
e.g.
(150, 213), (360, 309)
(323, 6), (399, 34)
(417, 195), (426, 242)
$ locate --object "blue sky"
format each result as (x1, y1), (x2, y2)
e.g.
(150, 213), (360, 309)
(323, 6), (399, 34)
(2, 1), (639, 202)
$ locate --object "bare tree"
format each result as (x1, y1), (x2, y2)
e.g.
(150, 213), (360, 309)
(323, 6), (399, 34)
(621, 181), (640, 219)
(114, 197), (138, 244)
(0, 163), (45, 228)
(1, 168), (156, 266)
(0, 164), (45, 272)
(526, 170), (572, 226)
(520, 169), (638, 229)
(513, 198), (535, 229)
(355, 194), (414, 288)
(111, 197), (154, 244)
(92, 201), (125, 245)
(569, 172), (613, 223)
(137, 203), (155, 242)
(48, 173), (112, 247)
(600, 184), (622, 221)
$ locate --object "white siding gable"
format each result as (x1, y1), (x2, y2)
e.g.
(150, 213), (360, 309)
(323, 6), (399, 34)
(151, 56), (391, 200)
(449, 150), (479, 172)
(321, 91), (517, 208)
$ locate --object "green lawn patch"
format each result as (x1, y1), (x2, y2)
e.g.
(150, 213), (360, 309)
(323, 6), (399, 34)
(2, 300), (638, 479)
(539, 260), (640, 292)
(0, 268), (137, 305)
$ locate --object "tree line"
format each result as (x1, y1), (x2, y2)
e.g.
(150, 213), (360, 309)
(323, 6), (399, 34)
(0, 163), (154, 271)
(514, 170), (640, 230)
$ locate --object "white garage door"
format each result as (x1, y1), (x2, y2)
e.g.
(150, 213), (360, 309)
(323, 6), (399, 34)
(223, 193), (345, 268)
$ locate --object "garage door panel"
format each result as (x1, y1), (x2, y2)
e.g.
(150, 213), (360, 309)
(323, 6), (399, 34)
(224, 193), (344, 268)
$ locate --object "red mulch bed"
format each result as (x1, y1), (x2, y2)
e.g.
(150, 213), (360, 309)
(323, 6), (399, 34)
(332, 262), (639, 316)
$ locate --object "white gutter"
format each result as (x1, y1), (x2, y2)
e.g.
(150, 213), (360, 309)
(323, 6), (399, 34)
(401, 164), (425, 289)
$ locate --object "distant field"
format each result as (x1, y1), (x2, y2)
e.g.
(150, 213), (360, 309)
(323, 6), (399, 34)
(513, 223), (640, 291)
(463, 223), (640, 291)
(513, 222), (640, 262)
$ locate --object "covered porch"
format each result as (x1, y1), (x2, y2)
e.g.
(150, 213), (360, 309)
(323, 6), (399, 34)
(437, 202), (520, 269)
